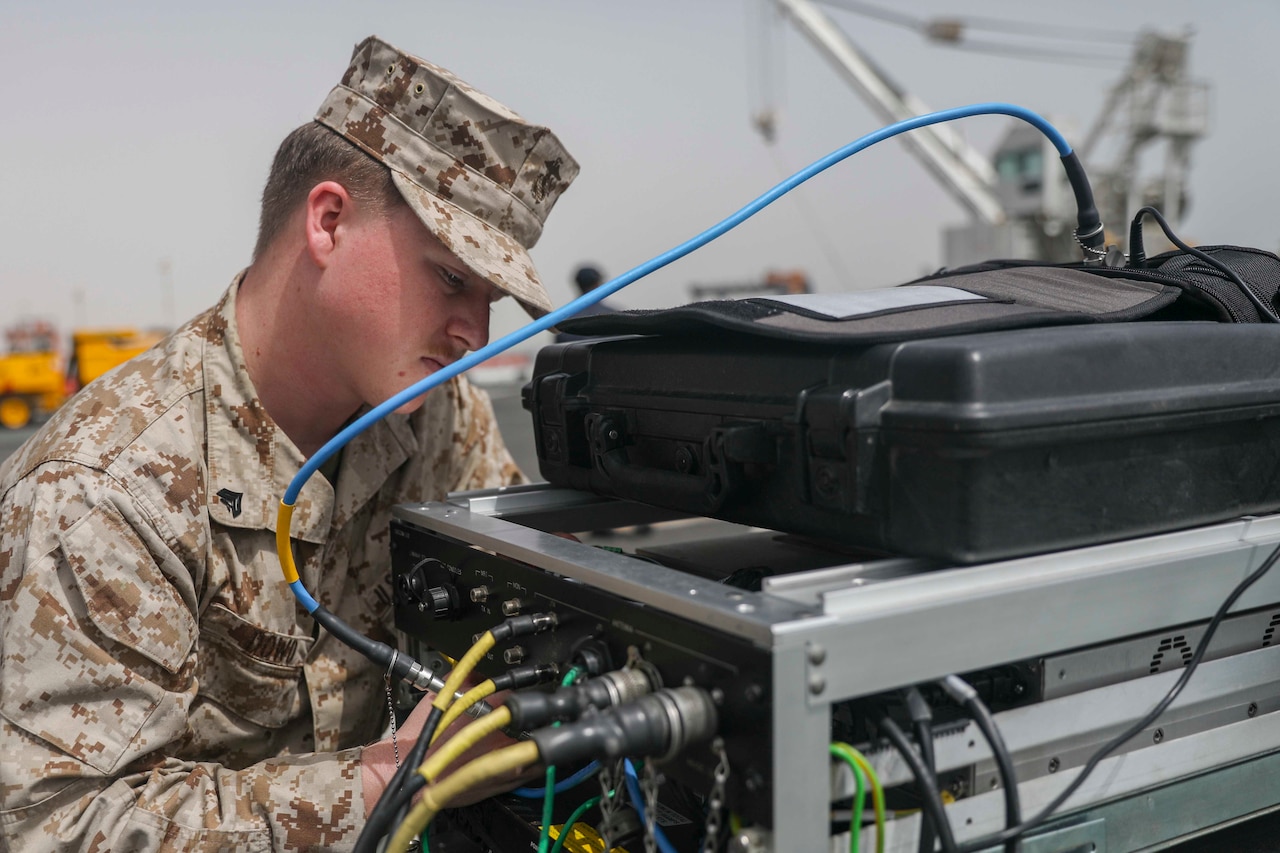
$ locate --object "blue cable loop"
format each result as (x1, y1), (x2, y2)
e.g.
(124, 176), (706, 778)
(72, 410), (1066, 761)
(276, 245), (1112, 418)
(623, 758), (679, 853)
(282, 102), (1074, 592)
(511, 760), (601, 799)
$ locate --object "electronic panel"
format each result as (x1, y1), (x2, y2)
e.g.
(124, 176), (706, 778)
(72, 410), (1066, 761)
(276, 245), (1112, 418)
(390, 487), (1280, 852)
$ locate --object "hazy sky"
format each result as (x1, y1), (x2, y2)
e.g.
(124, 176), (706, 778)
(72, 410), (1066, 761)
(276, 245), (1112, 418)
(4, 0), (1278, 347)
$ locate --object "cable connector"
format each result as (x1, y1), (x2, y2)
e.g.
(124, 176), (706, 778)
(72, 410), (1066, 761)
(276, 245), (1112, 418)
(531, 686), (719, 767)
(1126, 213), (1148, 269)
(903, 685), (933, 725)
(491, 612), (558, 642)
(493, 662), (560, 692)
(506, 667), (656, 730)
(398, 657), (445, 694)
(938, 674), (979, 704)
(1060, 151), (1106, 266)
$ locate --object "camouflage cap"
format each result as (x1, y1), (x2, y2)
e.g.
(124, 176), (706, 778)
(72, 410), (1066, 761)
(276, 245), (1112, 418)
(316, 36), (579, 317)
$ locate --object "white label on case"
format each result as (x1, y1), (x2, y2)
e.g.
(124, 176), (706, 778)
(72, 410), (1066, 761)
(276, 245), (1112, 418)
(756, 286), (986, 319)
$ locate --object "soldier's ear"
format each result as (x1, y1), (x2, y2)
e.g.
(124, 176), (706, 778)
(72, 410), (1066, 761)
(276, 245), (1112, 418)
(303, 181), (351, 269)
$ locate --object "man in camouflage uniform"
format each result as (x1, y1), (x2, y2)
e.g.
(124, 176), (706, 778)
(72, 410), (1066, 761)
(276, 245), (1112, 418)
(0, 35), (577, 850)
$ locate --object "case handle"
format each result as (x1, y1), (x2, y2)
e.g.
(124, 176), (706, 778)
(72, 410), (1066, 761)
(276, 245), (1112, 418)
(589, 416), (744, 513)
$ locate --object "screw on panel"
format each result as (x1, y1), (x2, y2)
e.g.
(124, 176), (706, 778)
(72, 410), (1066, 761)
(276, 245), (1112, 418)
(1048, 757), (1060, 773)
(808, 675), (826, 696)
(807, 644), (826, 665)
(1249, 702), (1259, 718)
(1153, 728), (1164, 743)
(727, 827), (771, 853)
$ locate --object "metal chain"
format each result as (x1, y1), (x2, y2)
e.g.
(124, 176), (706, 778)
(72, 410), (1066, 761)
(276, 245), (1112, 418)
(642, 762), (661, 853)
(384, 651), (400, 770)
(702, 739), (731, 852)
(597, 759), (620, 849)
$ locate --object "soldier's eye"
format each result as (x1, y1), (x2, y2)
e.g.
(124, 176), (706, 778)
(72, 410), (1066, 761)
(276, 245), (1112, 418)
(439, 268), (467, 291)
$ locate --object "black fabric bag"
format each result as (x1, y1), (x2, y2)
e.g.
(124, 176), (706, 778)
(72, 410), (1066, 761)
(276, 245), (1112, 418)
(555, 245), (1280, 344)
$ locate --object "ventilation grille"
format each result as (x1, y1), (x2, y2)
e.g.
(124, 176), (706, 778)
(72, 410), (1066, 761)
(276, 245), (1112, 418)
(1263, 612), (1280, 647)
(1149, 634), (1194, 674)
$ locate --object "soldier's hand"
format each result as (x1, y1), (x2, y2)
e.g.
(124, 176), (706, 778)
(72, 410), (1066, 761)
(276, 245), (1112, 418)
(360, 689), (540, 817)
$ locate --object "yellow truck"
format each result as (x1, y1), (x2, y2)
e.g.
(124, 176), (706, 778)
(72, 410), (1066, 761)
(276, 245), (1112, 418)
(66, 328), (165, 393)
(0, 322), (64, 430)
(0, 325), (164, 429)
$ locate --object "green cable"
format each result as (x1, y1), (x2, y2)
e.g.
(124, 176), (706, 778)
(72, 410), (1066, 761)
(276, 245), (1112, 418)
(830, 744), (866, 853)
(549, 794), (604, 853)
(537, 667), (583, 853)
(833, 742), (885, 853)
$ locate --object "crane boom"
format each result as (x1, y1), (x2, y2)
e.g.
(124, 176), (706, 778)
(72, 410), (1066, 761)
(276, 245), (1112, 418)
(772, 0), (1006, 225)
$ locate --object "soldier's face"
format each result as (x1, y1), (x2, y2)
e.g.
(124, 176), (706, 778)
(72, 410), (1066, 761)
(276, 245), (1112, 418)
(316, 202), (502, 413)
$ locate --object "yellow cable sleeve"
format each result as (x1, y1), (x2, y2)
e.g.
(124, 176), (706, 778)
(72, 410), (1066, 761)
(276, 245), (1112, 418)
(431, 679), (497, 747)
(387, 741), (542, 853)
(843, 746), (886, 853)
(432, 631), (495, 713)
(276, 501), (299, 584)
(419, 706), (513, 783)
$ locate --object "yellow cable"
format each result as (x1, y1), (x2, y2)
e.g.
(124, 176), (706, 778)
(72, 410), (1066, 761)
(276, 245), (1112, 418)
(431, 679), (498, 746)
(419, 706), (513, 783)
(276, 502), (299, 583)
(387, 741), (542, 853)
(838, 744), (886, 853)
(433, 631), (495, 714)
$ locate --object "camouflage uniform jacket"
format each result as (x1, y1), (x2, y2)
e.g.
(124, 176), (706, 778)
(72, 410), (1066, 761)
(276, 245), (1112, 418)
(0, 277), (524, 851)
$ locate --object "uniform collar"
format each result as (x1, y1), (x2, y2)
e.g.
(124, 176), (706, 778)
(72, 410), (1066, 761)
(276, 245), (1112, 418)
(203, 275), (417, 543)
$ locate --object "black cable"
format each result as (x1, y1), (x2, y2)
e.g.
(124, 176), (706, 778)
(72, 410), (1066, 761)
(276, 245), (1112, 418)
(902, 688), (937, 853)
(954, 538), (1280, 852)
(879, 716), (957, 853)
(1127, 206), (1280, 323)
(938, 677), (1020, 853)
(353, 706), (442, 853)
(1058, 153), (1105, 264)
(1126, 208), (1149, 270)
(354, 771), (427, 853)
(355, 658), (557, 852)
(971, 703), (1019, 853)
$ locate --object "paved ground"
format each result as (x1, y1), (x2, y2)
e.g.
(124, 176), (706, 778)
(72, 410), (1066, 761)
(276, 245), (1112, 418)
(0, 424), (36, 465)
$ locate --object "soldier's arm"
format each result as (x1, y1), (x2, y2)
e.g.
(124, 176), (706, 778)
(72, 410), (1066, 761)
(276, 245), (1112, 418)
(0, 467), (365, 851)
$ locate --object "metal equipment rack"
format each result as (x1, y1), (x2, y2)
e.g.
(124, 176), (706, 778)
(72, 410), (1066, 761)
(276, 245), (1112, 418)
(391, 483), (1280, 852)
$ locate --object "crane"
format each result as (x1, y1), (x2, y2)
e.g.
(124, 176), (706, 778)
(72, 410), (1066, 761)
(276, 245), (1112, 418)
(759, 0), (1209, 267)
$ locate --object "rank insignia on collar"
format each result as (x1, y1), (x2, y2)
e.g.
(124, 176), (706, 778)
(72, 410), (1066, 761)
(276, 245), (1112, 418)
(216, 488), (244, 518)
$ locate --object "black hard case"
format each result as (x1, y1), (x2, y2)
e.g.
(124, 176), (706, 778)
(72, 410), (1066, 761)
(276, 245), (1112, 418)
(524, 322), (1280, 563)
